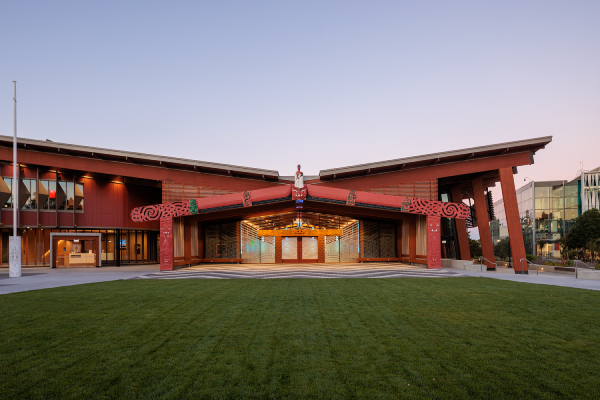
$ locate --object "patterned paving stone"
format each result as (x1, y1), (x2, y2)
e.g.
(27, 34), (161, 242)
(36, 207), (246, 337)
(135, 263), (466, 280)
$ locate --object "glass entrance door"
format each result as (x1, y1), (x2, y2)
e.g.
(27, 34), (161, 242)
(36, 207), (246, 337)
(282, 236), (318, 263)
(301, 237), (318, 262)
(282, 237), (298, 261)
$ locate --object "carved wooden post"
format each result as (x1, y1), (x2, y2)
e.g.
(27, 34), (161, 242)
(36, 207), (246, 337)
(427, 215), (441, 268)
(160, 217), (173, 270)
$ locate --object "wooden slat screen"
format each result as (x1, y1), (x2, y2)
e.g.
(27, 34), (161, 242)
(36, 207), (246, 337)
(362, 179), (438, 201)
(162, 181), (239, 203)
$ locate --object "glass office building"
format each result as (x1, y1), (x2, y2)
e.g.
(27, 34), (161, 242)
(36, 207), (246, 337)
(491, 167), (598, 258)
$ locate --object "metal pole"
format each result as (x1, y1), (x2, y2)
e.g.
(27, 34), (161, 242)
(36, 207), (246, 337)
(9, 81), (21, 278)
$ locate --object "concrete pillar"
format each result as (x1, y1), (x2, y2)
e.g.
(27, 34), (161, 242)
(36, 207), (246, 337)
(499, 167), (528, 274)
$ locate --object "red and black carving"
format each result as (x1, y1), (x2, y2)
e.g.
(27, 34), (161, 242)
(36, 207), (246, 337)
(292, 187), (307, 200)
(346, 190), (356, 206)
(131, 201), (190, 223)
(407, 197), (470, 219)
(243, 191), (252, 207)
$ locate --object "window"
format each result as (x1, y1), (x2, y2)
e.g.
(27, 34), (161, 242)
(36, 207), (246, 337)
(56, 181), (81, 211)
(76, 183), (84, 211)
(2, 178), (13, 208)
(40, 180), (57, 210)
(21, 179), (37, 209)
(2, 178), (37, 209)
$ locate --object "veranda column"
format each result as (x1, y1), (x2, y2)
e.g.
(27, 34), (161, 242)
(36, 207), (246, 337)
(499, 167), (528, 274)
(318, 236), (325, 263)
(409, 216), (417, 264)
(198, 224), (204, 260)
(396, 221), (403, 261)
(427, 215), (441, 268)
(160, 217), (174, 270)
(184, 219), (191, 265)
(451, 187), (472, 261)
(275, 236), (282, 263)
(472, 177), (496, 270)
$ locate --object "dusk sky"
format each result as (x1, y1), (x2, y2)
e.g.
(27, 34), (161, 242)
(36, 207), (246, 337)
(1, 1), (598, 211)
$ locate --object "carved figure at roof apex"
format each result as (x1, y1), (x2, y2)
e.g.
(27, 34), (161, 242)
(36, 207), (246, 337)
(295, 164), (304, 188)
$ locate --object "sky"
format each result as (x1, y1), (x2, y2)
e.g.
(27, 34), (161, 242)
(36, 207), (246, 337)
(1, 1), (599, 218)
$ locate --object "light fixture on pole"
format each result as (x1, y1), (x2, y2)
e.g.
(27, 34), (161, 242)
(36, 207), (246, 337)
(9, 81), (21, 278)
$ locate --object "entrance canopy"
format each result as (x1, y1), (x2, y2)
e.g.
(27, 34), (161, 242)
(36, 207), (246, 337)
(131, 184), (470, 270)
(131, 184), (471, 223)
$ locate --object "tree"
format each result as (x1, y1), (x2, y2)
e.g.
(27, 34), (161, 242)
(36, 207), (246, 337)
(467, 230), (481, 258)
(537, 239), (548, 257)
(565, 208), (600, 250)
(494, 237), (510, 260)
(469, 238), (482, 258)
(558, 236), (569, 259)
(585, 238), (600, 262)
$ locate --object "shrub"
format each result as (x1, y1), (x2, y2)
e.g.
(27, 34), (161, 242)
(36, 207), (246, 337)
(526, 254), (537, 262)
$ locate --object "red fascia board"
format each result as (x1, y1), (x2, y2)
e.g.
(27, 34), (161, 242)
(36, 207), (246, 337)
(196, 192), (244, 209)
(250, 185), (292, 202)
(308, 185), (403, 208)
(194, 185), (291, 209)
(306, 185), (349, 202)
(355, 191), (403, 208)
(307, 185), (403, 208)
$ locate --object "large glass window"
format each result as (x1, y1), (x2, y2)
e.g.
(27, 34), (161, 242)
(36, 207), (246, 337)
(1, 178), (38, 209)
(55, 181), (83, 211)
(535, 197), (550, 210)
(40, 180), (57, 209)
(552, 185), (564, 198)
(21, 179), (37, 209)
(76, 183), (84, 211)
(2, 178), (13, 208)
(535, 186), (550, 199)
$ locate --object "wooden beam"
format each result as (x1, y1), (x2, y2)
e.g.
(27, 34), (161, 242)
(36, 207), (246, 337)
(451, 186), (471, 261)
(499, 167), (528, 273)
(473, 176), (495, 270)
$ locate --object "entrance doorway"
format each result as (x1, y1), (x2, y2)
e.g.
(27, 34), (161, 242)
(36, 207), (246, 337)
(50, 233), (102, 268)
(282, 236), (318, 263)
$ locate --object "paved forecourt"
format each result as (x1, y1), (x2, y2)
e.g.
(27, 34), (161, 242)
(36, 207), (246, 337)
(135, 263), (466, 280)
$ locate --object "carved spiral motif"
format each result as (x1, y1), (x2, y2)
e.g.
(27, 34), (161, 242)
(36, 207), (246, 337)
(131, 201), (190, 222)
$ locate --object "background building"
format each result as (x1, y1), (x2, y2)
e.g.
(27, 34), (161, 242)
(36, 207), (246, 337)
(491, 166), (599, 258)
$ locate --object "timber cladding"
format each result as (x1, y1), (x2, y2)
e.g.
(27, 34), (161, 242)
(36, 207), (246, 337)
(162, 181), (239, 203)
(361, 179), (438, 201)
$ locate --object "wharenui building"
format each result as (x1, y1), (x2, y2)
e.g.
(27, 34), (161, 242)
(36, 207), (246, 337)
(0, 135), (551, 273)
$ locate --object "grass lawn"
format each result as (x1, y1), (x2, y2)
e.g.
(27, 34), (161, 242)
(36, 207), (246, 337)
(1, 277), (600, 399)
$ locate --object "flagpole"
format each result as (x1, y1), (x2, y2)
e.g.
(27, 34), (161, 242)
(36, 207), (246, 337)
(9, 81), (21, 278)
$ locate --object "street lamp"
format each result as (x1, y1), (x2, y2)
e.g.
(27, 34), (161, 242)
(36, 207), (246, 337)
(9, 81), (21, 278)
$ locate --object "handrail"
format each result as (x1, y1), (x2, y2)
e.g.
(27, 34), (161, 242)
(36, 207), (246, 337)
(479, 256), (497, 272)
(520, 258), (536, 275)
(574, 260), (593, 279)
